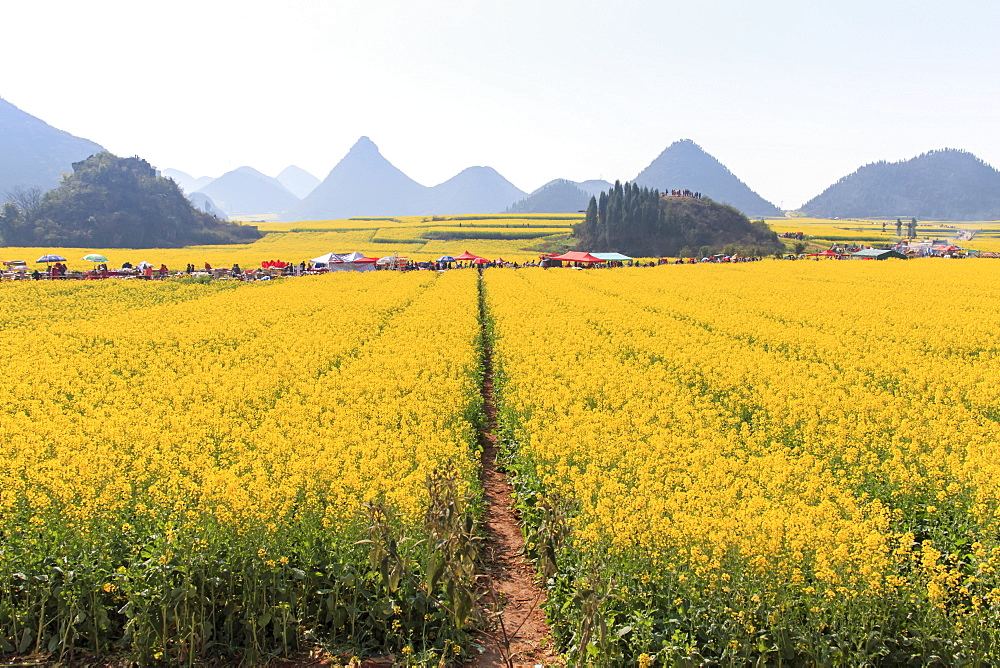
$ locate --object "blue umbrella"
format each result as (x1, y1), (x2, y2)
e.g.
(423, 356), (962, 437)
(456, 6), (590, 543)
(36, 254), (67, 263)
(436, 255), (457, 262)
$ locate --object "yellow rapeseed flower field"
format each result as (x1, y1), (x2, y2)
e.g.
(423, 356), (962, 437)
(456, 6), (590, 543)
(485, 260), (1000, 663)
(3, 258), (1000, 664)
(0, 270), (483, 663)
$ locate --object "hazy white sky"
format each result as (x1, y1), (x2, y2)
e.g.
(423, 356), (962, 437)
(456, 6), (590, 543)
(3, 0), (997, 208)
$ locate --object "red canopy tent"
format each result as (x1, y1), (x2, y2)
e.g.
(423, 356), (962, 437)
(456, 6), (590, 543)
(454, 251), (485, 261)
(548, 251), (607, 264)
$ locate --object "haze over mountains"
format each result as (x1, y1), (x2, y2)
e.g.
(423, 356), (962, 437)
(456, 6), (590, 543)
(0, 97), (104, 196)
(161, 169), (214, 195)
(194, 166), (300, 217)
(507, 179), (608, 214)
(277, 166), (321, 199)
(288, 137), (527, 221)
(6, 97), (1000, 224)
(801, 149), (1000, 220)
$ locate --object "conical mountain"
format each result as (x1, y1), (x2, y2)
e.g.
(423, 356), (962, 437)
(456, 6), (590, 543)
(632, 139), (781, 217)
(801, 149), (1000, 220)
(0, 97), (104, 196)
(427, 166), (525, 214)
(288, 137), (428, 221)
(505, 179), (609, 213)
(195, 166), (299, 217)
(277, 165), (321, 199)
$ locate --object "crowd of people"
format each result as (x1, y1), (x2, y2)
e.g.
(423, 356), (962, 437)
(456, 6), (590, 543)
(5, 250), (777, 282)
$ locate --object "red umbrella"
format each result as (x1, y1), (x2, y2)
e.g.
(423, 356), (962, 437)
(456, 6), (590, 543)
(472, 257), (489, 265)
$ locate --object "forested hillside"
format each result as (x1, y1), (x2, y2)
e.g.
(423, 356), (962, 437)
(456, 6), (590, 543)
(0, 152), (262, 247)
(574, 181), (781, 257)
(801, 148), (1000, 220)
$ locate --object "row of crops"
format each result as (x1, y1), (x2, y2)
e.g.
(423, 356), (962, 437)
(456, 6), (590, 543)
(2, 261), (999, 664)
(487, 261), (1000, 664)
(0, 271), (484, 664)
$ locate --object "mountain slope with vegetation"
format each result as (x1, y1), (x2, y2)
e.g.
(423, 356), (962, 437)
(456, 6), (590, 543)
(0, 152), (262, 247)
(574, 181), (781, 257)
(800, 148), (1000, 220)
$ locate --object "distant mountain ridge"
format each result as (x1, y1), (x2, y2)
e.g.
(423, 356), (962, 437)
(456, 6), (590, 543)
(195, 166), (300, 216)
(8, 96), (1000, 224)
(288, 137), (526, 221)
(506, 179), (599, 214)
(277, 166), (320, 199)
(632, 139), (782, 218)
(800, 149), (1000, 220)
(506, 141), (783, 218)
(430, 166), (526, 215)
(162, 168), (215, 195)
(0, 97), (104, 196)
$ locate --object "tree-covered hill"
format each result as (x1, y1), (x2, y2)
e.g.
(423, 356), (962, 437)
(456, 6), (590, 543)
(801, 149), (1000, 220)
(0, 152), (262, 247)
(574, 181), (782, 257)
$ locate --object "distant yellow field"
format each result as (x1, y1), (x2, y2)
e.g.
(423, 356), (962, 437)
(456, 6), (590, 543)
(255, 213), (578, 232)
(0, 214), (581, 270)
(765, 216), (1000, 252)
(6, 213), (1000, 273)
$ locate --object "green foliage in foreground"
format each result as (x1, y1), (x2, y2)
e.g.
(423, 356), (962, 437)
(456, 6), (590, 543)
(0, 472), (481, 665)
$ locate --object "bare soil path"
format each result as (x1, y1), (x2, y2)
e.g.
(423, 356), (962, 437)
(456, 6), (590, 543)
(469, 282), (560, 668)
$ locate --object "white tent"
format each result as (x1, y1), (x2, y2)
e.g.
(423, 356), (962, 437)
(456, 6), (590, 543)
(311, 251), (367, 264)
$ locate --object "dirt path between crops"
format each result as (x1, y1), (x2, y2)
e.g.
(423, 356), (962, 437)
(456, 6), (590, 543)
(468, 302), (560, 667)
